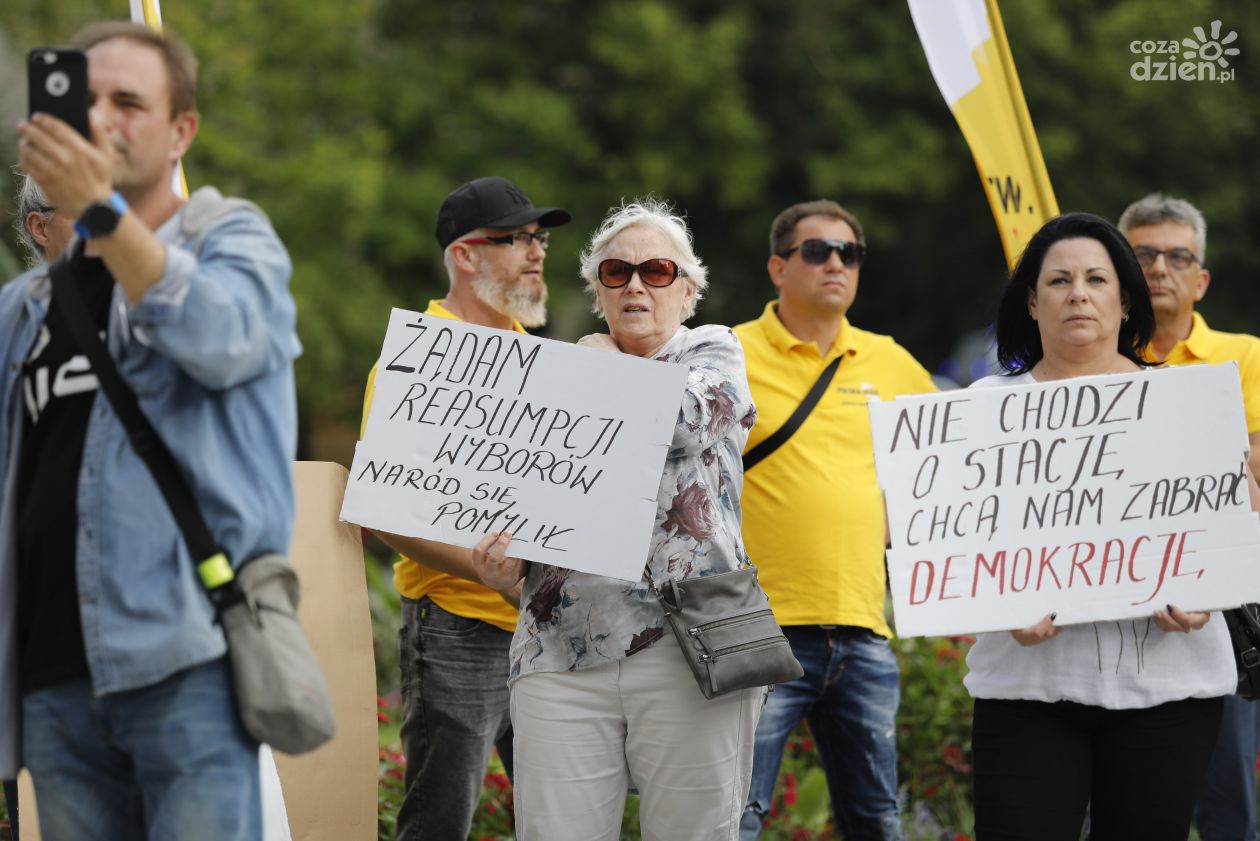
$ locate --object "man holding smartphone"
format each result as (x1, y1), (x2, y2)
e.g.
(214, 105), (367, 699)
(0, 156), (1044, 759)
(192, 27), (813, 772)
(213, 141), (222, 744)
(2, 22), (299, 840)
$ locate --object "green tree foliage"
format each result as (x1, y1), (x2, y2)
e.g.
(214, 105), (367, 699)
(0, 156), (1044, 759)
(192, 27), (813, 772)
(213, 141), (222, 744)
(3, 0), (1257, 450)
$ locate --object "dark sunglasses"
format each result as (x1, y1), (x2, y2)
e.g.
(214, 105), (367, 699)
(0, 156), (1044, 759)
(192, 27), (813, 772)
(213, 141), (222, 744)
(779, 238), (866, 268)
(1132, 246), (1198, 271)
(597, 258), (685, 288)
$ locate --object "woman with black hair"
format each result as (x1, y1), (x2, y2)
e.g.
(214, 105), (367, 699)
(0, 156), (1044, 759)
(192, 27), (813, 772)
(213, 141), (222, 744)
(965, 212), (1260, 841)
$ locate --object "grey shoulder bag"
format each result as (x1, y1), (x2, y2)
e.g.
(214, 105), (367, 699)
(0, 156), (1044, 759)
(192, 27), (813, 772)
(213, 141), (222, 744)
(647, 566), (802, 699)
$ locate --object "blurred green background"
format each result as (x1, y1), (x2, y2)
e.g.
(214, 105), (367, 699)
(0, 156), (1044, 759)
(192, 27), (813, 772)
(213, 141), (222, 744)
(3, 0), (1257, 463)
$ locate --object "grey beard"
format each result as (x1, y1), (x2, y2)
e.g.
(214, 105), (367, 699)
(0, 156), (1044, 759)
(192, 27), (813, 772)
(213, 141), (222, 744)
(471, 267), (548, 328)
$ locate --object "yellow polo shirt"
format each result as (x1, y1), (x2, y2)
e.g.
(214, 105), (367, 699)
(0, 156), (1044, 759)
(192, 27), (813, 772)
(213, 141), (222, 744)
(734, 302), (936, 637)
(360, 299), (520, 632)
(1155, 311), (1260, 434)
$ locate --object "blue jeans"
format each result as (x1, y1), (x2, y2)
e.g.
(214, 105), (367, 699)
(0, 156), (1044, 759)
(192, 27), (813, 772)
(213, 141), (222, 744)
(740, 626), (902, 841)
(21, 657), (260, 841)
(396, 596), (513, 841)
(1195, 694), (1260, 841)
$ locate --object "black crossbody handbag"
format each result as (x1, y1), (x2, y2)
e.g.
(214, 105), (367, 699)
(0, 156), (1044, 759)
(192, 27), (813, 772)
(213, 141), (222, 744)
(48, 246), (335, 754)
(650, 357), (843, 699)
(1225, 604), (1260, 699)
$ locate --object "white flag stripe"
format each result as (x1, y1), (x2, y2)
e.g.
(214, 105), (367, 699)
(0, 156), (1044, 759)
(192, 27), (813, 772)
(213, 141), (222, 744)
(907, 0), (989, 105)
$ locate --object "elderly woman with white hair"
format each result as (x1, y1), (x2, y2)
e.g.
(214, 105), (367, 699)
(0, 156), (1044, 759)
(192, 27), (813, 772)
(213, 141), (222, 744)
(473, 198), (761, 840)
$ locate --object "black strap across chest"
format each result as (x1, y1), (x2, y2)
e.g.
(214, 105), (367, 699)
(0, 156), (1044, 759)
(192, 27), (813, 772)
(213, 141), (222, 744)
(742, 354), (843, 472)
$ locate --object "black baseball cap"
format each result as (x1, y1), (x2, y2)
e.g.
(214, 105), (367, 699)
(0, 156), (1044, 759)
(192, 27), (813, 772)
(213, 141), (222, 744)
(435, 177), (571, 249)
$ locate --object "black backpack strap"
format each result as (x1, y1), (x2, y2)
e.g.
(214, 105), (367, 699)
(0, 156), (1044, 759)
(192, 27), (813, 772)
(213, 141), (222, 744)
(743, 354), (843, 472)
(47, 246), (239, 608)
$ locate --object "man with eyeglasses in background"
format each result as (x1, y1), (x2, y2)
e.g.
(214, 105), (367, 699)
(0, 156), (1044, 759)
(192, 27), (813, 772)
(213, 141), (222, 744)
(735, 200), (935, 841)
(1, 171), (76, 841)
(14, 173), (76, 267)
(359, 176), (569, 841)
(1119, 193), (1260, 841)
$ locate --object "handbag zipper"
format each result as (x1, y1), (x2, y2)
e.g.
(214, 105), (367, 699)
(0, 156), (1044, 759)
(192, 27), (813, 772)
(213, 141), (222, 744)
(688, 609), (775, 637)
(699, 637), (785, 662)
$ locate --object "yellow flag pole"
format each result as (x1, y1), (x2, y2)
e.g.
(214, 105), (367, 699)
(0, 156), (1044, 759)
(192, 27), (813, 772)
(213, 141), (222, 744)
(130, 0), (189, 199)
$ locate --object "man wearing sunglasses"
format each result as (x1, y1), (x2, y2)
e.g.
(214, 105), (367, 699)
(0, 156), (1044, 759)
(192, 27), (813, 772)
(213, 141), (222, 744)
(1119, 193), (1260, 841)
(359, 176), (569, 841)
(736, 200), (935, 841)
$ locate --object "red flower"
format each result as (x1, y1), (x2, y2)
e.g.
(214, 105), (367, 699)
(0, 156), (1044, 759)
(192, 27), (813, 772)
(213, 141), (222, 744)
(783, 789), (798, 806)
(377, 711), (389, 723)
(385, 767), (403, 780)
(924, 785), (936, 800)
(955, 834), (974, 841)
(487, 803), (497, 814)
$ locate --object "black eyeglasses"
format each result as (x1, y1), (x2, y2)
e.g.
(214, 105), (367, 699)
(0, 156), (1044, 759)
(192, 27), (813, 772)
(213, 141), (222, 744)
(460, 231), (550, 250)
(597, 258), (686, 288)
(1132, 246), (1199, 271)
(779, 238), (866, 268)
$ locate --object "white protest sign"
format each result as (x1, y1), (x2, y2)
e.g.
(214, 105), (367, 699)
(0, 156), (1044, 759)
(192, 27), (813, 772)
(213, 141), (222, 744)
(340, 308), (689, 581)
(870, 364), (1260, 637)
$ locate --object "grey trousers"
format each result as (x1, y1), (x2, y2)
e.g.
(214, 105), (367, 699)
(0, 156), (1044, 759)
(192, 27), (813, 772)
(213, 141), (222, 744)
(511, 641), (763, 841)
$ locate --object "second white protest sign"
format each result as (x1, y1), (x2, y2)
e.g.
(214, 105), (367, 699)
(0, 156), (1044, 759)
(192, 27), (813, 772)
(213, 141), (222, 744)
(870, 364), (1260, 637)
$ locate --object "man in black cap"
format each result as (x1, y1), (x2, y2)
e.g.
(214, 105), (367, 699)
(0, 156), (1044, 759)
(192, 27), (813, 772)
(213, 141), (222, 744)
(360, 176), (569, 841)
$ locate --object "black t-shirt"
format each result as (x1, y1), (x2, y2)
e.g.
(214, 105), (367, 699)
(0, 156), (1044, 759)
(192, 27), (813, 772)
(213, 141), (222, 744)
(17, 258), (115, 692)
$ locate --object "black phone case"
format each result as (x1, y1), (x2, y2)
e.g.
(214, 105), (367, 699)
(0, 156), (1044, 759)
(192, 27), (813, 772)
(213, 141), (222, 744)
(28, 48), (90, 138)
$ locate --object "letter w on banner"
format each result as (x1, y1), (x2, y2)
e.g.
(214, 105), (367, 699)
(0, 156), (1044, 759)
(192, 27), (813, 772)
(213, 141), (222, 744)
(908, 0), (1059, 268)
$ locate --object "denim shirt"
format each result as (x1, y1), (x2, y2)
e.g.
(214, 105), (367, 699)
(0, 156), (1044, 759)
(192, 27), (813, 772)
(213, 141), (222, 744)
(0, 187), (301, 776)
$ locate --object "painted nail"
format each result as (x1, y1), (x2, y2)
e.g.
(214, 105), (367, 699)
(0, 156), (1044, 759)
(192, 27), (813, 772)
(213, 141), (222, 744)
(1166, 604), (1175, 613)
(1049, 612), (1057, 622)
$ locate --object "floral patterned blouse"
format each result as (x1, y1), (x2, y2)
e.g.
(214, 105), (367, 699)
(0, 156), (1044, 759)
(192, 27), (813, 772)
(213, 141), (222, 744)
(509, 324), (757, 682)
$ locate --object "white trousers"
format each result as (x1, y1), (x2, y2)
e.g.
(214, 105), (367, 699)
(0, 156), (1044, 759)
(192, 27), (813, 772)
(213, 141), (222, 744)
(510, 641), (763, 841)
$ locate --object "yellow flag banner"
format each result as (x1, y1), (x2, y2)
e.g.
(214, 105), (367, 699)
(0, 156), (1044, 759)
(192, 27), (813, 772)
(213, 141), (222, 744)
(129, 0), (164, 30)
(908, 0), (1058, 267)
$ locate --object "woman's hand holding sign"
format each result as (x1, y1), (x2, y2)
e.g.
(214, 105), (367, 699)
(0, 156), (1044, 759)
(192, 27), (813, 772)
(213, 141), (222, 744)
(1153, 604), (1210, 633)
(471, 531), (527, 592)
(1009, 605), (1208, 645)
(1008, 613), (1060, 647)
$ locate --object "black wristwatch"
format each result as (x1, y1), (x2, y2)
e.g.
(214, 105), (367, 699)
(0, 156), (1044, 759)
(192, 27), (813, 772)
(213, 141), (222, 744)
(74, 191), (129, 239)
